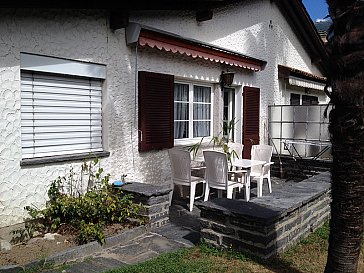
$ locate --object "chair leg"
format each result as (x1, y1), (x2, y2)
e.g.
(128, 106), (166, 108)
(232, 188), (237, 199)
(204, 186), (210, 201)
(258, 177), (264, 197)
(202, 182), (206, 198)
(238, 174), (246, 192)
(227, 188), (233, 199)
(169, 190), (173, 206)
(178, 185), (184, 197)
(267, 176), (272, 193)
(189, 183), (196, 212)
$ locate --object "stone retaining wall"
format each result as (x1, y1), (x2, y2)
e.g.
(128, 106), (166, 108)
(122, 182), (172, 229)
(198, 172), (331, 258)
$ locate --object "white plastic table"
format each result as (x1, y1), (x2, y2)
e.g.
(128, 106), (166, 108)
(231, 159), (266, 201)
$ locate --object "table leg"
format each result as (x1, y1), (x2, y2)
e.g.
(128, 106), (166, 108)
(245, 169), (251, 201)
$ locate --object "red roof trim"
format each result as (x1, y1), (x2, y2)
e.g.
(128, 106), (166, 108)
(139, 29), (265, 71)
(278, 64), (327, 83)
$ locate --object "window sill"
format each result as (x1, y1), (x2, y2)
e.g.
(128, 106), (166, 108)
(20, 151), (110, 167)
(174, 137), (212, 147)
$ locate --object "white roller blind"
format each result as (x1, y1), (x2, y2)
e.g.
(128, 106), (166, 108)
(21, 72), (103, 159)
(288, 76), (328, 91)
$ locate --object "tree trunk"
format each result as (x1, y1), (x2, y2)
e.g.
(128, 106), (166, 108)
(325, 1), (364, 272)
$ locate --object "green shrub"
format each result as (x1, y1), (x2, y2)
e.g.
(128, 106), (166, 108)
(17, 159), (146, 245)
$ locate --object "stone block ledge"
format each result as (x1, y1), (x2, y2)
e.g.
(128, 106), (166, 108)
(197, 172), (331, 258)
(122, 182), (172, 229)
(122, 182), (172, 197)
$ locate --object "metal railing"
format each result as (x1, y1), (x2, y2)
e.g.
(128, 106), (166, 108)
(268, 104), (332, 160)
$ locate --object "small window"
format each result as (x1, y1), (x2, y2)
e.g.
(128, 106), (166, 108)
(302, 95), (319, 105)
(290, 93), (318, 105)
(290, 93), (301, 105)
(174, 82), (212, 140)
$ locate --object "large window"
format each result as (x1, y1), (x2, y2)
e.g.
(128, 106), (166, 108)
(21, 72), (103, 159)
(20, 53), (106, 160)
(174, 83), (212, 140)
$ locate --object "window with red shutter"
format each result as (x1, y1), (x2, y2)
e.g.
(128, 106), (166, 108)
(138, 71), (174, 152)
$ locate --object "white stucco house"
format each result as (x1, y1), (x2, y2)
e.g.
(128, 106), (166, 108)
(0, 0), (329, 230)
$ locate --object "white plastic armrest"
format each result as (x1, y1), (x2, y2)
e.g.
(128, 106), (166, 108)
(263, 162), (274, 167)
(191, 166), (206, 171)
(228, 169), (247, 174)
(260, 162), (274, 176)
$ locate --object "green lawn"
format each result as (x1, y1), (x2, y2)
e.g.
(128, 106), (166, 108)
(107, 222), (364, 273)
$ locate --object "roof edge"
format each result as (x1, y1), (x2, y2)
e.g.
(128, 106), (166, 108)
(278, 64), (327, 83)
(126, 22), (267, 71)
(275, 0), (329, 76)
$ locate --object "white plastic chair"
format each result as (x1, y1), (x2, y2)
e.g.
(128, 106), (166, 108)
(250, 144), (274, 197)
(203, 151), (246, 201)
(227, 141), (244, 165)
(227, 141), (244, 181)
(168, 148), (206, 212)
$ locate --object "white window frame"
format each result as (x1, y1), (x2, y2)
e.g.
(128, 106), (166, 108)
(223, 87), (236, 141)
(20, 53), (106, 161)
(174, 81), (214, 146)
(289, 92), (319, 105)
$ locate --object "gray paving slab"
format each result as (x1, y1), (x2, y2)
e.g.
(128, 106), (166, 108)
(125, 250), (160, 265)
(154, 223), (200, 246)
(89, 257), (127, 269)
(61, 259), (105, 273)
(109, 233), (187, 259)
(139, 233), (188, 253)
(108, 241), (150, 261)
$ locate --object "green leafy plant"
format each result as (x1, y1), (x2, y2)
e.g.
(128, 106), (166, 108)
(186, 137), (205, 159)
(121, 174), (127, 182)
(15, 159), (146, 245)
(11, 205), (46, 244)
(187, 118), (239, 164)
(78, 222), (105, 245)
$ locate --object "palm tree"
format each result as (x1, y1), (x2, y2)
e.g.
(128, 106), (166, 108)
(324, 1), (364, 272)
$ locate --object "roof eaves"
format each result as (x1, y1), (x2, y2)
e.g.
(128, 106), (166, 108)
(278, 64), (327, 83)
(127, 22), (267, 70)
(1, 0), (236, 9)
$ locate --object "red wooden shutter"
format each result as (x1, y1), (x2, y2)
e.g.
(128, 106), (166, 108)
(243, 86), (260, 159)
(138, 71), (174, 152)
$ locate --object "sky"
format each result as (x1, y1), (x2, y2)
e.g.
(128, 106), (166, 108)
(302, 0), (330, 22)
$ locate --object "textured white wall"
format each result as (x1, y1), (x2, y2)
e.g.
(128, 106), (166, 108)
(0, 9), (127, 228)
(130, 0), (327, 144)
(0, 2), (326, 228)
